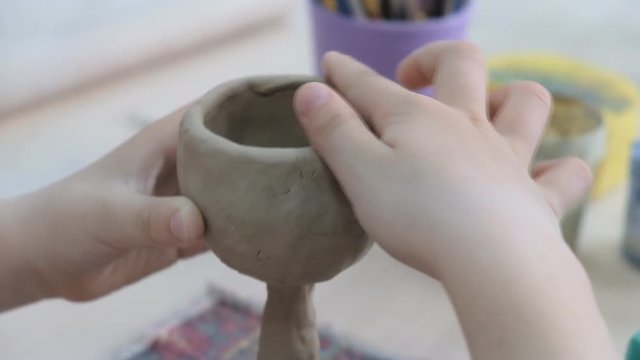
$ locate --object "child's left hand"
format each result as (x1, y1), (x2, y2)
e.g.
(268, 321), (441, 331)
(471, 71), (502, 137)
(1, 107), (205, 308)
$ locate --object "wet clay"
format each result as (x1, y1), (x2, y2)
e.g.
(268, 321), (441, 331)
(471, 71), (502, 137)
(177, 76), (372, 360)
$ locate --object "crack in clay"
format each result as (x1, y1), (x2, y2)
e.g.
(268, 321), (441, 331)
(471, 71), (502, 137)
(257, 249), (271, 262)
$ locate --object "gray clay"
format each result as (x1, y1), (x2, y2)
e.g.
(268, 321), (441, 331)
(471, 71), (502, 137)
(177, 76), (372, 360)
(258, 285), (318, 360)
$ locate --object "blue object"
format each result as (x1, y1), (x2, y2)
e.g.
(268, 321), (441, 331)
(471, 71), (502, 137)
(336, 0), (352, 16)
(627, 331), (640, 360)
(430, 0), (445, 17)
(623, 141), (640, 269)
(380, 0), (392, 18)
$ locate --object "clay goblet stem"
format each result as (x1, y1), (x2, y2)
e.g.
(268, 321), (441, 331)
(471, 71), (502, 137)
(257, 284), (319, 360)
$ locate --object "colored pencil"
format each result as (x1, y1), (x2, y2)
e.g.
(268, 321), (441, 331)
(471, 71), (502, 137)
(429, 0), (444, 17)
(420, 0), (434, 17)
(336, 0), (352, 16)
(405, 0), (427, 20)
(389, 0), (406, 19)
(444, 0), (455, 15)
(316, 0), (461, 20)
(380, 0), (392, 19)
(322, 0), (338, 12)
(361, 0), (381, 18)
(348, 0), (367, 18)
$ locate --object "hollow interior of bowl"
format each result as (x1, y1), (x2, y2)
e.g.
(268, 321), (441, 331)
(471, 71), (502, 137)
(204, 80), (310, 148)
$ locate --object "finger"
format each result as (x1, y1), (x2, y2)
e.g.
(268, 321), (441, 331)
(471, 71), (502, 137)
(533, 157), (593, 218)
(490, 81), (552, 164)
(94, 105), (191, 200)
(102, 194), (205, 249)
(294, 82), (387, 186)
(108, 105), (190, 172)
(488, 85), (511, 121)
(396, 41), (487, 116)
(323, 52), (424, 134)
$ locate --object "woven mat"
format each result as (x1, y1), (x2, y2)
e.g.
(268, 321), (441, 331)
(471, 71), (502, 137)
(128, 287), (389, 360)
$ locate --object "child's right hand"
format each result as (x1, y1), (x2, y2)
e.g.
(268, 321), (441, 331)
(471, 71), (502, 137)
(294, 42), (591, 278)
(294, 41), (617, 360)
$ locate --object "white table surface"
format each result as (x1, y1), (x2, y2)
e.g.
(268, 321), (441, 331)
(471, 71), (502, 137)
(1, 1), (640, 359)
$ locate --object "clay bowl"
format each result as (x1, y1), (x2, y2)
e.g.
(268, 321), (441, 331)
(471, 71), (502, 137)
(177, 76), (371, 286)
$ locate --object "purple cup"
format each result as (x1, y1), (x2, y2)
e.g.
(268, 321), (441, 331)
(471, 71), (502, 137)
(309, 0), (473, 93)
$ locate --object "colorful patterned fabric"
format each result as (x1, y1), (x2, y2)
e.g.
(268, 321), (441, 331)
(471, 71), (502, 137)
(129, 288), (388, 360)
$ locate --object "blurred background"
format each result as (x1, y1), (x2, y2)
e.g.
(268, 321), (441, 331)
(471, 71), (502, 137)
(1, 0), (640, 359)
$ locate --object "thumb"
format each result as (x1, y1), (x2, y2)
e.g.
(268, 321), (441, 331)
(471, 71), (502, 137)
(106, 195), (205, 248)
(293, 82), (384, 181)
(533, 157), (593, 219)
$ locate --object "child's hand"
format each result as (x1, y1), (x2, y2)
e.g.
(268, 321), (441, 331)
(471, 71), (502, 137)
(294, 42), (590, 278)
(294, 42), (616, 360)
(1, 108), (205, 307)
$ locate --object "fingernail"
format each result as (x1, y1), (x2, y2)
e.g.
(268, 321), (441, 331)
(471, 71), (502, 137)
(296, 83), (330, 117)
(170, 210), (189, 243)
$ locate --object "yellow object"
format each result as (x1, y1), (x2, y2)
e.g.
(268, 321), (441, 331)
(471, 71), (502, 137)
(489, 54), (640, 198)
(323, 0), (338, 12)
(362, 0), (381, 18)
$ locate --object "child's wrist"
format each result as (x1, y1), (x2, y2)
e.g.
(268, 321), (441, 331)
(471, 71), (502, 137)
(438, 228), (613, 360)
(432, 223), (573, 285)
(446, 228), (584, 287)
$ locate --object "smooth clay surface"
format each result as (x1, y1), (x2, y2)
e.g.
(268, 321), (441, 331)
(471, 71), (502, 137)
(177, 76), (372, 286)
(257, 285), (319, 360)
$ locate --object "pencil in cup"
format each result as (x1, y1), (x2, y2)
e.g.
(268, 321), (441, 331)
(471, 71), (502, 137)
(309, 0), (474, 94)
(315, 0), (468, 20)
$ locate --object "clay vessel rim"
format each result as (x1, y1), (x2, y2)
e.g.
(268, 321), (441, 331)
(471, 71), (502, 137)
(182, 75), (320, 162)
